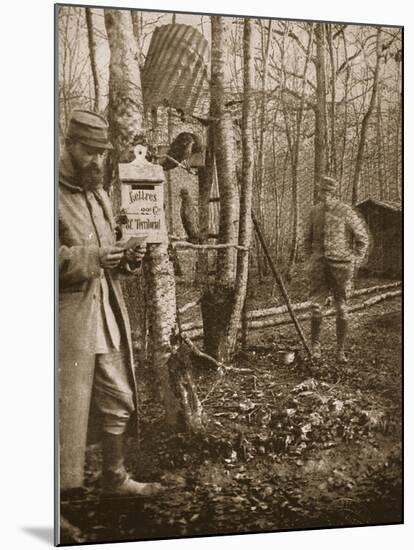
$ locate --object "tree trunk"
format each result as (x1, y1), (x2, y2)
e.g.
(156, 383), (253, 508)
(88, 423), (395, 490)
(221, 17), (255, 361)
(339, 28), (350, 196)
(196, 125), (214, 285)
(166, 107), (174, 232)
(314, 23), (328, 201)
(286, 24), (314, 273)
(258, 19), (272, 216)
(201, 16), (239, 361)
(210, 16), (238, 282)
(326, 24), (337, 177)
(352, 27), (382, 204)
(394, 57), (402, 201)
(104, 8), (202, 432)
(104, 9), (145, 163)
(85, 8), (104, 113)
(104, 8), (145, 212)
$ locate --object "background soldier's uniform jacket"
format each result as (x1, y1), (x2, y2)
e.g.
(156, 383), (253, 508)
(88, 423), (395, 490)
(304, 202), (369, 264)
(304, 201), (370, 304)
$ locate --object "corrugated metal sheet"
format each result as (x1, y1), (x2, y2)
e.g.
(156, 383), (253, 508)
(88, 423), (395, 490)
(142, 24), (210, 117)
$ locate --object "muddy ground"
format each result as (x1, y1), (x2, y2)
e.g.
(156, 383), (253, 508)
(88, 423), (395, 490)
(61, 277), (402, 545)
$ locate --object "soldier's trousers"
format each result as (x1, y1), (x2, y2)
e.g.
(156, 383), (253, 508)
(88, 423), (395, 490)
(308, 257), (354, 315)
(93, 348), (135, 435)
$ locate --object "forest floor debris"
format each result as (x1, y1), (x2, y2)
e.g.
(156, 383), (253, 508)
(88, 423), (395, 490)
(61, 287), (402, 544)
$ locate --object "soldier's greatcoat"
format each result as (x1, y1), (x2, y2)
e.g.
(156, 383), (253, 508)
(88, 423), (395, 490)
(58, 150), (137, 490)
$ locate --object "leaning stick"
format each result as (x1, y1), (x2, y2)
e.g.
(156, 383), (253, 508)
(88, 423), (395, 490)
(159, 154), (198, 175)
(252, 212), (313, 360)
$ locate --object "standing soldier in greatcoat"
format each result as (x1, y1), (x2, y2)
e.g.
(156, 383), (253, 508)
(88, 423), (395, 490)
(304, 176), (369, 364)
(58, 111), (163, 539)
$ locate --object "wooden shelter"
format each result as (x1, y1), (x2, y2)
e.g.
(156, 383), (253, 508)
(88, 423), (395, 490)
(356, 198), (402, 278)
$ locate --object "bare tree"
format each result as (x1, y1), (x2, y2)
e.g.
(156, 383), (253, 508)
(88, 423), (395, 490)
(201, 16), (239, 361)
(352, 27), (382, 204)
(257, 19), (272, 212)
(279, 23), (314, 273)
(85, 8), (104, 113)
(224, 17), (255, 360)
(314, 23), (329, 198)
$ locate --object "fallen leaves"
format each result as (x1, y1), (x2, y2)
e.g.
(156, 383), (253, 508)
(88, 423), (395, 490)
(70, 298), (401, 543)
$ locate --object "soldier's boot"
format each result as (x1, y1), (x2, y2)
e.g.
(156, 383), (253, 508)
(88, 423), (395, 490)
(336, 317), (349, 364)
(311, 313), (323, 359)
(102, 433), (163, 497)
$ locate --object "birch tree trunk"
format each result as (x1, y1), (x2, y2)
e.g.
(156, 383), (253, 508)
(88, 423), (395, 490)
(211, 16), (239, 282)
(104, 9), (202, 432)
(201, 16), (239, 360)
(221, 17), (255, 361)
(196, 125), (214, 285)
(104, 8), (145, 211)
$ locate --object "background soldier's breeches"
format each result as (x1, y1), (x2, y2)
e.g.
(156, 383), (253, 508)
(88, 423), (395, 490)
(308, 256), (353, 314)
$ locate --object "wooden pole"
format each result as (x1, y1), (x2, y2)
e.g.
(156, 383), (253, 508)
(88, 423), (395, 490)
(251, 211), (313, 359)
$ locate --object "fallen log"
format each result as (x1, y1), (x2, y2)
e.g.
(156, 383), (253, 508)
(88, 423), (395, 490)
(180, 281), (401, 329)
(248, 289), (402, 329)
(352, 281), (401, 296)
(245, 281), (401, 321)
(182, 289), (401, 339)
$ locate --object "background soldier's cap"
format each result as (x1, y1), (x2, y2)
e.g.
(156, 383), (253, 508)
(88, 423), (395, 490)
(67, 110), (113, 150)
(318, 176), (338, 194)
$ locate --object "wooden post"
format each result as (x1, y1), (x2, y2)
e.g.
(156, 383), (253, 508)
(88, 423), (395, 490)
(252, 211), (312, 359)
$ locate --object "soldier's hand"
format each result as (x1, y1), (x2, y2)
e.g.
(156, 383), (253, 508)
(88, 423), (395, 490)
(99, 246), (124, 269)
(124, 245), (146, 265)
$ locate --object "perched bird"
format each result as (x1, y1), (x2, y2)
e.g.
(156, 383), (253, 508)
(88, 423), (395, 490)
(180, 188), (200, 244)
(161, 132), (202, 171)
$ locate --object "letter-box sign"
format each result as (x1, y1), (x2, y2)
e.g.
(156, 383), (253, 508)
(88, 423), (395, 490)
(118, 145), (168, 244)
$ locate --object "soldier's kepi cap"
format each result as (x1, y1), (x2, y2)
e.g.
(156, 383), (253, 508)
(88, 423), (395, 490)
(318, 175), (338, 194)
(67, 109), (113, 150)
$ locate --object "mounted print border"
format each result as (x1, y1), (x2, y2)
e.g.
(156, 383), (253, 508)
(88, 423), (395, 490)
(55, 2), (403, 545)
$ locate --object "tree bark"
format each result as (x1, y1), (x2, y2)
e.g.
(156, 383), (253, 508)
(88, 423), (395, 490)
(201, 16), (239, 361)
(314, 23), (328, 201)
(339, 28), (350, 195)
(352, 27), (382, 204)
(285, 23), (314, 273)
(104, 8), (202, 432)
(326, 24), (337, 177)
(258, 19), (272, 215)
(210, 16), (238, 282)
(104, 9), (145, 168)
(85, 8), (104, 113)
(221, 17), (255, 361)
(196, 125), (214, 285)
